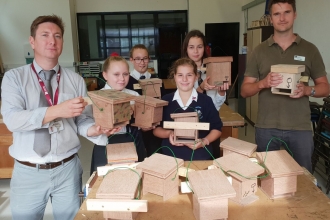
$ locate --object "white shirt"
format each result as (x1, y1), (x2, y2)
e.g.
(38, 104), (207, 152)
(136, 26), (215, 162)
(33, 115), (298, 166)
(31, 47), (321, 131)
(172, 88), (198, 110)
(194, 70), (226, 111)
(1, 60), (107, 163)
(102, 83), (140, 133)
(130, 69), (152, 80)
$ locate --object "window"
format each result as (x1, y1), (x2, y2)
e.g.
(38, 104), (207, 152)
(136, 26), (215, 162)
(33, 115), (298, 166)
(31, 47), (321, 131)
(77, 11), (187, 61)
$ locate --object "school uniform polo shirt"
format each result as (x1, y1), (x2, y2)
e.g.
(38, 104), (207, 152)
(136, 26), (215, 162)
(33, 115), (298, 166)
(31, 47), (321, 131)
(245, 34), (327, 130)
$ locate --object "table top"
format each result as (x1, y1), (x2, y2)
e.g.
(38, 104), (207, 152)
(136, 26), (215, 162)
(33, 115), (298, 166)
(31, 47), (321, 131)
(219, 104), (245, 127)
(75, 161), (330, 220)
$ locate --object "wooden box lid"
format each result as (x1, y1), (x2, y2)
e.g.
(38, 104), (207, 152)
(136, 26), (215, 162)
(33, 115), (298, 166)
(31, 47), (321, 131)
(138, 78), (162, 85)
(136, 153), (184, 178)
(170, 112), (198, 119)
(256, 150), (304, 178)
(220, 137), (257, 157)
(214, 153), (264, 181)
(96, 168), (143, 199)
(88, 89), (136, 104)
(271, 64), (305, 74)
(203, 56), (233, 64)
(188, 169), (236, 200)
(134, 96), (168, 107)
(107, 142), (138, 164)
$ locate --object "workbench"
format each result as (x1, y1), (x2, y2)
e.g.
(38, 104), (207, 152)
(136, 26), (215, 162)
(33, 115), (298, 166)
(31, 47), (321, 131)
(75, 161), (330, 220)
(219, 104), (245, 140)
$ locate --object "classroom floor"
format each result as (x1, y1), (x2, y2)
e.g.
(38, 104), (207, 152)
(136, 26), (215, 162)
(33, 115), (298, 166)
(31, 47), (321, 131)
(0, 98), (329, 219)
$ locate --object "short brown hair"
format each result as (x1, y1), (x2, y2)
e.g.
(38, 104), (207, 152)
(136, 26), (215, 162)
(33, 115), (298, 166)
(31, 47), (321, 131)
(168, 58), (197, 79)
(103, 56), (129, 72)
(268, 0), (296, 13)
(30, 15), (65, 37)
(129, 44), (149, 58)
(181, 30), (208, 59)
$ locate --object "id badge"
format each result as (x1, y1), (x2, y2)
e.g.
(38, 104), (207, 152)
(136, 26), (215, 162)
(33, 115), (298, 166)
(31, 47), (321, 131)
(49, 119), (64, 134)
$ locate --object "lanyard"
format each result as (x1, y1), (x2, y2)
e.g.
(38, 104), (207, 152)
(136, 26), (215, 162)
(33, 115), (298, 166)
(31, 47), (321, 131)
(31, 63), (61, 106)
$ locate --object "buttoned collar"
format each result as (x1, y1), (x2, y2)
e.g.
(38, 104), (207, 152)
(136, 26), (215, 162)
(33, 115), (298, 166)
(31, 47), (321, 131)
(130, 69), (151, 80)
(267, 34), (301, 47)
(172, 88), (198, 110)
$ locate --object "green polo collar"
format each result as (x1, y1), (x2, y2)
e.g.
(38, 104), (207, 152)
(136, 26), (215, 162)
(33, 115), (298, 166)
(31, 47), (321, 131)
(267, 34), (301, 46)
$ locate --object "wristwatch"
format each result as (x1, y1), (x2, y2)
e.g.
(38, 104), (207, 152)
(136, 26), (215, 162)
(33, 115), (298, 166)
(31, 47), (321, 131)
(310, 87), (315, 97)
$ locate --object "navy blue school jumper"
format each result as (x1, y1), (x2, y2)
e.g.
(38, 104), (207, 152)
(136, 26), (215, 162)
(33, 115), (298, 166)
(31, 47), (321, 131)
(160, 92), (223, 160)
(90, 125), (146, 175)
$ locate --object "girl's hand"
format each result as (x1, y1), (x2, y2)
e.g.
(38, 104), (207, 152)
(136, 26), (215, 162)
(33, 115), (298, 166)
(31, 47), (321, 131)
(169, 131), (184, 146)
(218, 82), (229, 96)
(185, 138), (209, 150)
(201, 77), (216, 91)
(87, 125), (121, 137)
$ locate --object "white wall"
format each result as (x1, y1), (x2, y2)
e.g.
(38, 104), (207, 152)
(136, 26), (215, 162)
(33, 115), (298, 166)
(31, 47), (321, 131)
(0, 0), (75, 69)
(76, 0), (187, 13)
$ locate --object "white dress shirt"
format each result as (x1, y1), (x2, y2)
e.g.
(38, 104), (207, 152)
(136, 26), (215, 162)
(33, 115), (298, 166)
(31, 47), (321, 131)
(1, 60), (108, 163)
(172, 88), (198, 110)
(130, 69), (152, 80)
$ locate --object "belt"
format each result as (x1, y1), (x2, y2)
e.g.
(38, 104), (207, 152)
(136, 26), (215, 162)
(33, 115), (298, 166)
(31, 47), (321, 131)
(16, 154), (76, 169)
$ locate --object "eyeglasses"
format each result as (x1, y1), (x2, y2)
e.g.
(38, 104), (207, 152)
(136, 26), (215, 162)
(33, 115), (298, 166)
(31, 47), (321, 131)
(133, 57), (149, 64)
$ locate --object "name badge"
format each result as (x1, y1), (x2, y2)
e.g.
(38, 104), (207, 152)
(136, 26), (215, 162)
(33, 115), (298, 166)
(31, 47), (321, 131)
(294, 55), (305, 61)
(49, 119), (64, 134)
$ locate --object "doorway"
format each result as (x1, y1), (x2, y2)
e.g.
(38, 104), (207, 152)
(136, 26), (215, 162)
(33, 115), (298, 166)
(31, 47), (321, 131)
(205, 23), (240, 98)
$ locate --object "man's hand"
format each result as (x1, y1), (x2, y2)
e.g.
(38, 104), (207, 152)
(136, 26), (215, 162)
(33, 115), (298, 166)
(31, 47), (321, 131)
(57, 96), (87, 118)
(260, 72), (283, 89)
(290, 83), (308, 98)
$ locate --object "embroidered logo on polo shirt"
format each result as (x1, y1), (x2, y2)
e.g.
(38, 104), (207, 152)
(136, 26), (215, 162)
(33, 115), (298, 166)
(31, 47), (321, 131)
(195, 106), (203, 120)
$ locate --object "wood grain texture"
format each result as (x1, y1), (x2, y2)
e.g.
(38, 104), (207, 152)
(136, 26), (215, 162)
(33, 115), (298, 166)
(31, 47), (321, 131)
(136, 153), (184, 178)
(188, 169), (236, 200)
(270, 64), (305, 73)
(106, 142), (138, 164)
(219, 104), (245, 127)
(220, 137), (257, 157)
(96, 169), (142, 199)
(214, 153), (264, 182)
(256, 150), (304, 178)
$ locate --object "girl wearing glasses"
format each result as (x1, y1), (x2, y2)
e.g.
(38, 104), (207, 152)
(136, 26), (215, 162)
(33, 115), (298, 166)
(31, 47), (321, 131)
(90, 56), (146, 174)
(153, 58), (222, 160)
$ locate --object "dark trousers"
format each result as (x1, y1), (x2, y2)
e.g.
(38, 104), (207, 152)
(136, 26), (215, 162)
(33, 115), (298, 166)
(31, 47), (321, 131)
(255, 127), (314, 173)
(142, 130), (163, 156)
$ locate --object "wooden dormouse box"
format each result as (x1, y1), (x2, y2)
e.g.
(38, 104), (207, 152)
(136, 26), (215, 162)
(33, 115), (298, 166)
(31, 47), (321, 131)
(90, 168), (145, 220)
(106, 142), (138, 165)
(132, 96), (168, 129)
(136, 153), (184, 201)
(214, 153), (264, 206)
(220, 137), (257, 157)
(138, 78), (162, 98)
(171, 112), (199, 144)
(87, 89), (136, 129)
(270, 64), (306, 96)
(203, 56), (233, 86)
(188, 169), (236, 220)
(256, 150), (304, 199)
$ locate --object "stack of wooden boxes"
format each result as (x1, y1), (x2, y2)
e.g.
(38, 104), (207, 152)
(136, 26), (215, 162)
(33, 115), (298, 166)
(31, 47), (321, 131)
(137, 153), (184, 201)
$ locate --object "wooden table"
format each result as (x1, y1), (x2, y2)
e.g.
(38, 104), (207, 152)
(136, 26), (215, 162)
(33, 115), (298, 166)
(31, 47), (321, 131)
(219, 104), (245, 139)
(0, 101), (14, 178)
(75, 161), (330, 220)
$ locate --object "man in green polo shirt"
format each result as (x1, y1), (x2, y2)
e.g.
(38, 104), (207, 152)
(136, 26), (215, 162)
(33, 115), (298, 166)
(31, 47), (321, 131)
(241, 0), (329, 173)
